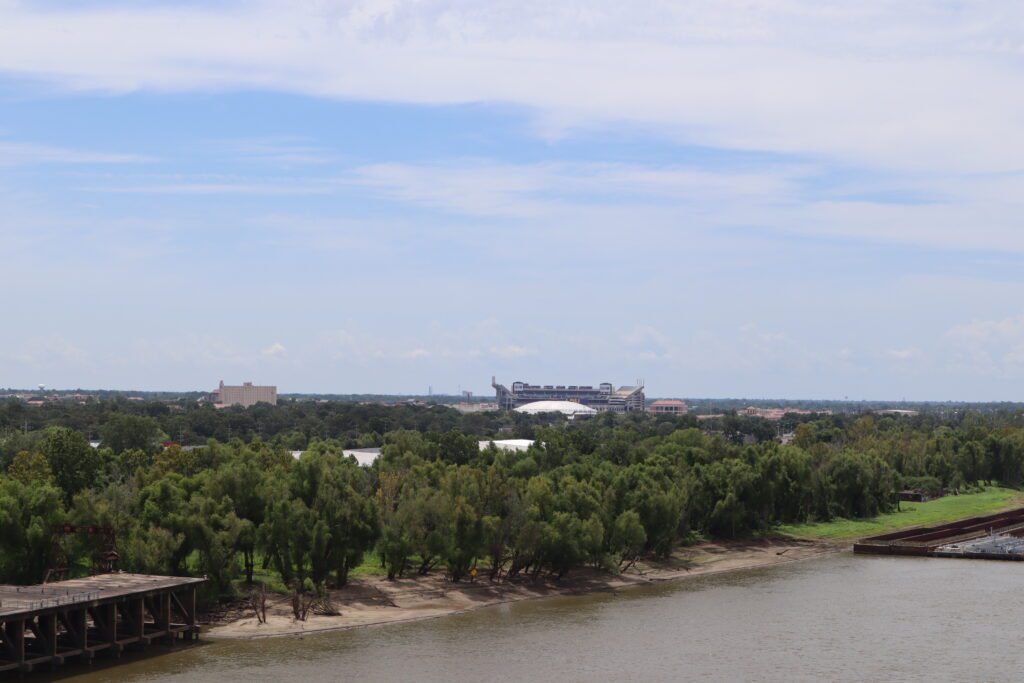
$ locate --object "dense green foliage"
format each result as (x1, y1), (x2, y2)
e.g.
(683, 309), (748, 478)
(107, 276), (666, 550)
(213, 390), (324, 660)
(0, 397), (532, 451)
(3, 401), (1024, 602)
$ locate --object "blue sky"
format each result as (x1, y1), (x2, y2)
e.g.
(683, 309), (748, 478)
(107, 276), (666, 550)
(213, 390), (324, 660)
(2, 0), (1024, 400)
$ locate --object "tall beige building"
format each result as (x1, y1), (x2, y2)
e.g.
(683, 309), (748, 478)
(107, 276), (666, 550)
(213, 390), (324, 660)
(212, 380), (277, 408)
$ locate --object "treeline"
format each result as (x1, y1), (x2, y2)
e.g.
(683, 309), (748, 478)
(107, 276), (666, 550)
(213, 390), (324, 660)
(5, 396), (1024, 455)
(0, 397), (558, 449)
(4, 410), (1024, 602)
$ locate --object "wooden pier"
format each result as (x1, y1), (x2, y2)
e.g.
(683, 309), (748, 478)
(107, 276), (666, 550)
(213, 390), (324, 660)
(0, 573), (205, 676)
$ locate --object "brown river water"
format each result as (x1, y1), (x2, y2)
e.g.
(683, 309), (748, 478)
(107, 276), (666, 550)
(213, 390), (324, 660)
(40, 552), (1024, 682)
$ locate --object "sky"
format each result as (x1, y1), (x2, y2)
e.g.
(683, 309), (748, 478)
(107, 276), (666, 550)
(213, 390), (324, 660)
(2, 0), (1024, 400)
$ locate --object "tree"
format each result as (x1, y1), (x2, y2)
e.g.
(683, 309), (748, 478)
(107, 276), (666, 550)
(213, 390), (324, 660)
(190, 493), (246, 596)
(117, 448), (153, 479)
(436, 467), (485, 582)
(153, 444), (200, 476)
(379, 523), (413, 580)
(207, 456), (272, 585)
(709, 492), (745, 538)
(480, 470), (524, 581)
(444, 494), (484, 582)
(7, 451), (54, 485)
(377, 470), (412, 580)
(38, 427), (101, 502)
(403, 489), (449, 575)
(260, 497), (316, 587)
(820, 451), (897, 519)
(610, 510), (646, 571)
(0, 476), (65, 583)
(123, 526), (183, 576)
(101, 414), (164, 455)
(309, 458), (380, 587)
(137, 474), (193, 574)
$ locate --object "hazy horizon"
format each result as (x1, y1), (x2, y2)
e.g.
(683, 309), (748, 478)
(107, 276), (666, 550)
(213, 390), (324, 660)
(3, 383), (1020, 406)
(3, 2), (1024, 401)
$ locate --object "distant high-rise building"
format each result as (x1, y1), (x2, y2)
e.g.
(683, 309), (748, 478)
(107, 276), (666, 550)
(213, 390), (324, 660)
(491, 377), (645, 413)
(211, 380), (277, 408)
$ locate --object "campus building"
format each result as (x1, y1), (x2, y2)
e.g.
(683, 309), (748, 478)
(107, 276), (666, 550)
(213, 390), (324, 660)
(738, 406), (829, 420)
(211, 380), (277, 408)
(647, 399), (689, 415)
(491, 377), (645, 413)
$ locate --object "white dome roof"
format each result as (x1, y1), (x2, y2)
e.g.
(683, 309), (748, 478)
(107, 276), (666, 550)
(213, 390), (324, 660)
(514, 400), (598, 416)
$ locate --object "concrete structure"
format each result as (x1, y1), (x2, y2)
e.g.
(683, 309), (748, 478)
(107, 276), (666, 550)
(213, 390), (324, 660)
(290, 448), (382, 467)
(211, 380), (277, 408)
(740, 406), (788, 420)
(478, 439), (535, 452)
(492, 377), (644, 413)
(739, 406), (827, 420)
(342, 447), (382, 466)
(648, 399), (689, 415)
(513, 400), (599, 418)
(453, 402), (499, 414)
(0, 573), (203, 675)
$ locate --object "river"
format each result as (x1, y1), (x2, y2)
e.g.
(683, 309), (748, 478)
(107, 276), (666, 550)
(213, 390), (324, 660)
(47, 552), (1024, 682)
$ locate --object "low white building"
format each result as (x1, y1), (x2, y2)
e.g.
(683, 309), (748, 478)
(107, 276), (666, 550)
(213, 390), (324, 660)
(291, 447), (381, 467)
(513, 400), (598, 418)
(478, 439), (535, 452)
(343, 447), (382, 466)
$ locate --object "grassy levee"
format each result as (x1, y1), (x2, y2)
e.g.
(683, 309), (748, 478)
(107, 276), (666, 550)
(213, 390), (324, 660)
(776, 486), (1024, 541)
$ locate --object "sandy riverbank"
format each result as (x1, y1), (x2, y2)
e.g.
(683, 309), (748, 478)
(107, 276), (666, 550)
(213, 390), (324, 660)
(205, 538), (839, 640)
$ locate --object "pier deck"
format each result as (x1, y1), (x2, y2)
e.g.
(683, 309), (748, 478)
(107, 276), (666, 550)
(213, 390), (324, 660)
(0, 573), (205, 676)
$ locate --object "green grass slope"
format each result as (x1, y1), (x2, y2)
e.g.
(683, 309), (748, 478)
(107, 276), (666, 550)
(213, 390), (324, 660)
(777, 487), (1024, 541)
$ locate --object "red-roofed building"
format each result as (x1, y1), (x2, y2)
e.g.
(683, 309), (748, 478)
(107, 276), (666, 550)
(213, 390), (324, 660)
(647, 399), (689, 415)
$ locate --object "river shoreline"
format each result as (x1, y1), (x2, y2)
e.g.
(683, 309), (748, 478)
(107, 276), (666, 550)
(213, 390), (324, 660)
(204, 538), (841, 640)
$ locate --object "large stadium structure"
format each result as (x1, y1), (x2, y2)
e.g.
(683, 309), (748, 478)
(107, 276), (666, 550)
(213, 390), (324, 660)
(492, 377), (645, 412)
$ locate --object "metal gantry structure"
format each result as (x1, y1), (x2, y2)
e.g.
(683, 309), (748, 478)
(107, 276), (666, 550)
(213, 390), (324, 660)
(46, 524), (120, 583)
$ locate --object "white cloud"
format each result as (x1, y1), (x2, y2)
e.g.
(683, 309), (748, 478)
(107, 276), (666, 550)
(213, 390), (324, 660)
(315, 329), (378, 364)
(118, 335), (266, 368)
(350, 160), (801, 217)
(61, 155), (1024, 254)
(8, 335), (87, 366)
(31, 148), (1022, 255)
(0, 0), (1022, 175)
(216, 137), (334, 166)
(0, 139), (152, 165)
(622, 326), (674, 361)
(886, 347), (921, 360)
(948, 315), (1024, 344)
(305, 322), (535, 369)
(739, 323), (787, 346)
(89, 178), (336, 195)
(262, 342), (287, 357)
(943, 314), (1024, 375)
(488, 345), (532, 359)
